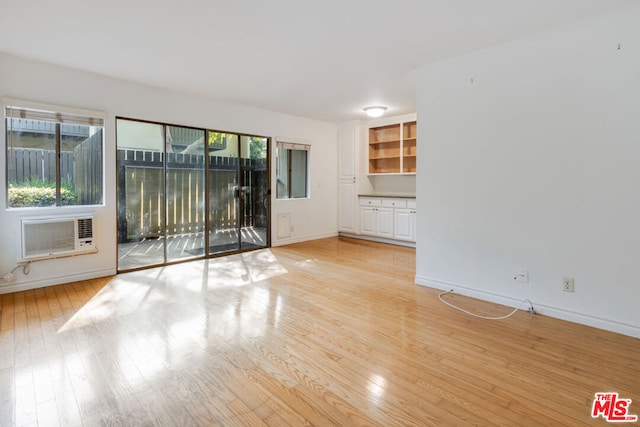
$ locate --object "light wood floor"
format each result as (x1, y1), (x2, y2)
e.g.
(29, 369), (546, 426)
(1, 237), (639, 426)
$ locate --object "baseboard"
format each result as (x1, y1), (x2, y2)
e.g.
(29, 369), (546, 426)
(338, 232), (416, 248)
(272, 232), (339, 247)
(0, 268), (116, 295)
(415, 275), (640, 339)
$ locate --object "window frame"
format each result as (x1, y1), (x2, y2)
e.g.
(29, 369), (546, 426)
(276, 141), (310, 200)
(4, 98), (106, 209)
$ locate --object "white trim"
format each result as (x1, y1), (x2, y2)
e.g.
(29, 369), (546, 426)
(276, 141), (310, 151)
(272, 231), (338, 247)
(275, 136), (312, 145)
(338, 232), (415, 248)
(2, 97), (106, 120)
(0, 268), (115, 295)
(415, 275), (640, 339)
(365, 112), (417, 128)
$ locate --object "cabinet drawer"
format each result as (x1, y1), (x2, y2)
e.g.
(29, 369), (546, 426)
(407, 199), (417, 209)
(360, 197), (382, 207)
(382, 198), (406, 208)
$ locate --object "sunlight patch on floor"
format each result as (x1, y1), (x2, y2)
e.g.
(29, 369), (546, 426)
(57, 250), (288, 337)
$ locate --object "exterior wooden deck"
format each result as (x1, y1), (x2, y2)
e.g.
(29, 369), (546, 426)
(117, 226), (267, 271)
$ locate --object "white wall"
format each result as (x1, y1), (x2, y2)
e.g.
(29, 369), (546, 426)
(416, 4), (640, 337)
(366, 175), (416, 197)
(0, 52), (337, 293)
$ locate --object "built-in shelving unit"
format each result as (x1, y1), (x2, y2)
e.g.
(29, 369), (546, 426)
(368, 124), (400, 174)
(368, 120), (416, 175)
(402, 121), (417, 173)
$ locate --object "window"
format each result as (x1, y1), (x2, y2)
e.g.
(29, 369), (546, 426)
(276, 141), (309, 199)
(5, 102), (104, 208)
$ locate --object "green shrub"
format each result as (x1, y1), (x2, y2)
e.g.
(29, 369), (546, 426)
(8, 180), (77, 207)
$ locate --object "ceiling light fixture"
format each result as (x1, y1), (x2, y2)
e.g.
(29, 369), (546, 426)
(363, 106), (387, 118)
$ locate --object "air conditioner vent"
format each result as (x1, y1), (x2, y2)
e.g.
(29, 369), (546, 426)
(21, 215), (96, 261)
(77, 218), (93, 239)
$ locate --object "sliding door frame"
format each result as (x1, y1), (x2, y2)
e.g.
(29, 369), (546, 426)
(206, 129), (272, 256)
(116, 117), (271, 272)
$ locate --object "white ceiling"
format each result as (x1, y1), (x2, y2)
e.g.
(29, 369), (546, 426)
(0, 1), (633, 123)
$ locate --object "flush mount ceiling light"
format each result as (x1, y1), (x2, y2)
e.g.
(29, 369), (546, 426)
(363, 106), (387, 118)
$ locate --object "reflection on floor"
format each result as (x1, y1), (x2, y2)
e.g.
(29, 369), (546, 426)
(2, 237), (638, 426)
(117, 226), (267, 271)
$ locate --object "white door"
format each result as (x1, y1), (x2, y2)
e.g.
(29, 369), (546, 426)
(394, 208), (414, 241)
(360, 207), (377, 235)
(338, 127), (357, 180)
(376, 207), (394, 238)
(338, 180), (357, 232)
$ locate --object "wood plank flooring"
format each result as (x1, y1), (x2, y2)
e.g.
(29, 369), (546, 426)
(1, 237), (639, 426)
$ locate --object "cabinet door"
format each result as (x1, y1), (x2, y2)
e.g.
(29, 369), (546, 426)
(338, 127), (357, 180)
(394, 208), (415, 241)
(360, 206), (377, 236)
(338, 180), (357, 232)
(376, 207), (394, 238)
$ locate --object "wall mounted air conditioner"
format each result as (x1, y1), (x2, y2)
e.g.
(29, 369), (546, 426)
(21, 215), (95, 261)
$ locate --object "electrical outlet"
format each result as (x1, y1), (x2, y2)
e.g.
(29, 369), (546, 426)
(514, 270), (529, 283)
(562, 277), (575, 292)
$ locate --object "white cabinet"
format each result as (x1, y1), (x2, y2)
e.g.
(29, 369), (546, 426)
(359, 206), (393, 238)
(376, 207), (394, 238)
(338, 180), (357, 232)
(360, 206), (377, 235)
(338, 127), (359, 233)
(394, 208), (416, 242)
(338, 127), (357, 180)
(338, 118), (417, 244)
(359, 197), (415, 243)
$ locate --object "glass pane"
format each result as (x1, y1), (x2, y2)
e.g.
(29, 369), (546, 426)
(61, 125), (103, 206)
(291, 150), (308, 198)
(276, 148), (289, 199)
(116, 119), (166, 270)
(166, 126), (206, 262)
(6, 117), (58, 207)
(6, 116), (104, 208)
(208, 132), (240, 254)
(240, 136), (268, 250)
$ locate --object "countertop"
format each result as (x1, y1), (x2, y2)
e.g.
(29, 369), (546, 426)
(358, 194), (416, 199)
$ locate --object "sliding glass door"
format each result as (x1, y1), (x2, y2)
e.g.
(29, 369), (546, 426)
(166, 125), (206, 262)
(208, 132), (240, 254)
(117, 120), (168, 270)
(240, 136), (269, 250)
(116, 119), (269, 271)
(207, 132), (269, 255)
